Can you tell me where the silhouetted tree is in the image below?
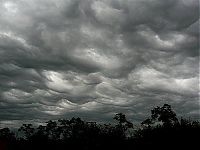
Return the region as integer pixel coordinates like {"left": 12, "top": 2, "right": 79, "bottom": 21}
{"left": 150, "top": 104, "right": 178, "bottom": 127}
{"left": 0, "top": 128, "right": 16, "bottom": 150}
{"left": 57, "top": 119, "right": 71, "bottom": 140}
{"left": 0, "top": 104, "right": 199, "bottom": 150}
{"left": 34, "top": 125, "right": 48, "bottom": 141}
{"left": 114, "top": 113, "right": 133, "bottom": 128}
{"left": 18, "top": 124, "right": 35, "bottom": 140}
{"left": 141, "top": 118, "right": 152, "bottom": 128}
{"left": 0, "top": 128, "right": 15, "bottom": 140}
{"left": 45, "top": 120, "right": 60, "bottom": 140}
{"left": 113, "top": 113, "right": 133, "bottom": 139}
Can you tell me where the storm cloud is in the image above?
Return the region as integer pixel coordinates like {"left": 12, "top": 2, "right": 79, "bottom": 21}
{"left": 0, "top": 0, "right": 199, "bottom": 127}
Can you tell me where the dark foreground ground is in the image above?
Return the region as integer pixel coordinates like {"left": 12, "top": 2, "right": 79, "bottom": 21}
{"left": 1, "top": 104, "right": 200, "bottom": 150}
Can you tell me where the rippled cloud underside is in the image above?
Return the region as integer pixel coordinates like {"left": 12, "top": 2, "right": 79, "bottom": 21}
{"left": 0, "top": 0, "right": 199, "bottom": 127}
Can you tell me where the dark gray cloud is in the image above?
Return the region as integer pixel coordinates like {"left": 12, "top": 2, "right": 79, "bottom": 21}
{"left": 0, "top": 0, "right": 199, "bottom": 127}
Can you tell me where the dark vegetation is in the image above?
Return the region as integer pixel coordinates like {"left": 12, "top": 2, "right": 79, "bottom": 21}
{"left": 0, "top": 104, "right": 199, "bottom": 150}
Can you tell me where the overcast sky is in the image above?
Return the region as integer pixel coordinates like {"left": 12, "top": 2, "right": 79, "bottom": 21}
{"left": 0, "top": 0, "right": 199, "bottom": 127}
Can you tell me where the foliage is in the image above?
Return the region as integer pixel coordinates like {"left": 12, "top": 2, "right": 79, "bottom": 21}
{"left": 0, "top": 104, "right": 199, "bottom": 150}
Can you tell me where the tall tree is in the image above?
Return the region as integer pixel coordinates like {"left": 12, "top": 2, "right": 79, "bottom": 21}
{"left": 151, "top": 104, "right": 178, "bottom": 127}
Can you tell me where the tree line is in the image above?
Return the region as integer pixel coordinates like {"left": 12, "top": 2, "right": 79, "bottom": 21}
{"left": 0, "top": 104, "right": 199, "bottom": 150}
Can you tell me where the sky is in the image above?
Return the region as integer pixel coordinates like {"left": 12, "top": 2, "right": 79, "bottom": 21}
{"left": 0, "top": 0, "right": 199, "bottom": 128}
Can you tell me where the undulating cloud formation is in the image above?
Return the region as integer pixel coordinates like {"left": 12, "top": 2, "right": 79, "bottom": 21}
{"left": 0, "top": 0, "right": 199, "bottom": 127}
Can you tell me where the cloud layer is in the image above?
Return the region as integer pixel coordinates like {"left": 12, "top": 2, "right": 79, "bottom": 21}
{"left": 0, "top": 0, "right": 199, "bottom": 127}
